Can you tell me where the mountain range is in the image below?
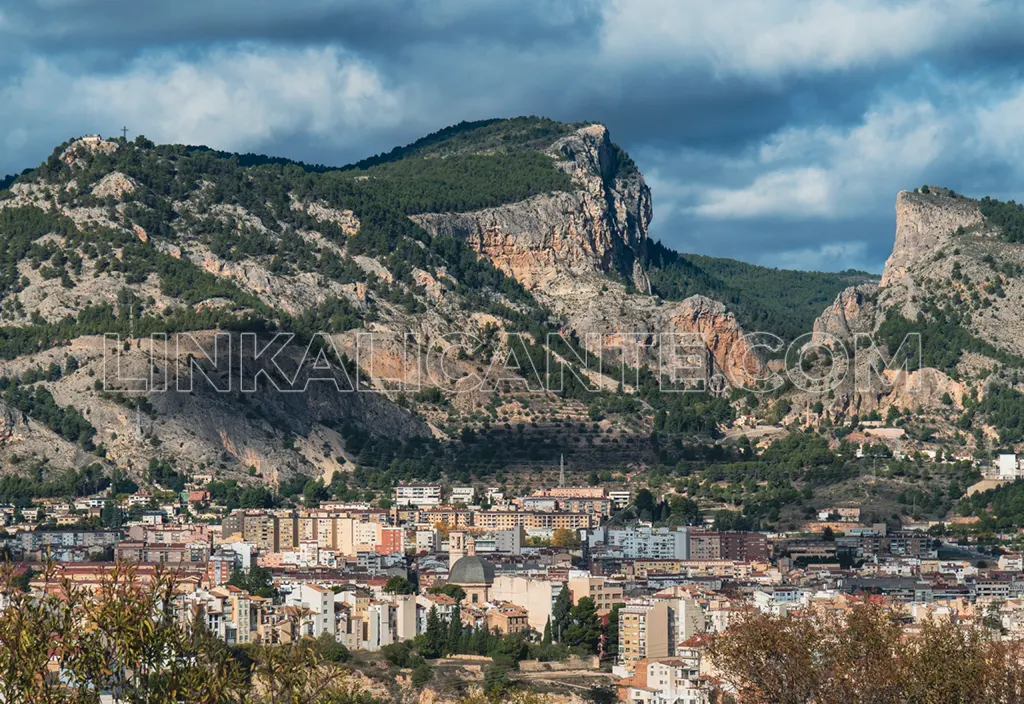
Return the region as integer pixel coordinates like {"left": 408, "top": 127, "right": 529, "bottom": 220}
{"left": 2, "top": 116, "right": 1023, "bottom": 512}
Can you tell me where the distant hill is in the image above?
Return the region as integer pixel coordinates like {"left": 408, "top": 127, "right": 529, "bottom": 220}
{"left": 645, "top": 240, "right": 875, "bottom": 342}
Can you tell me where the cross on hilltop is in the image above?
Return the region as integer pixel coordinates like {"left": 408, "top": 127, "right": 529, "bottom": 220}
{"left": 121, "top": 126, "right": 129, "bottom": 140}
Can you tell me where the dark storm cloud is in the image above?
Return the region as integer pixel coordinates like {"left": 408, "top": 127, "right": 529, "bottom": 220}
{"left": 4, "top": 0, "right": 1024, "bottom": 272}
{"left": 0, "top": 1, "right": 599, "bottom": 55}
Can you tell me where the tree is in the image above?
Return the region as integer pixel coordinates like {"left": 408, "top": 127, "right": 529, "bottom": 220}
{"left": 542, "top": 616, "right": 553, "bottom": 645}
{"left": 552, "top": 584, "right": 573, "bottom": 642}
{"left": 471, "top": 623, "right": 494, "bottom": 656}
{"left": 635, "top": 488, "right": 656, "bottom": 515}
{"left": 316, "top": 633, "right": 351, "bottom": 663}
{"left": 227, "top": 565, "right": 275, "bottom": 599}
{"left": 384, "top": 575, "right": 416, "bottom": 595}
{"left": 563, "top": 597, "right": 602, "bottom": 653}
{"left": 423, "top": 606, "right": 446, "bottom": 659}
{"left": 551, "top": 527, "right": 581, "bottom": 549}
{"left": 412, "top": 662, "right": 433, "bottom": 687}
{"left": 302, "top": 479, "right": 328, "bottom": 508}
{"left": 707, "top": 600, "right": 1024, "bottom": 704}
{"left": 484, "top": 662, "right": 511, "bottom": 696}
{"left": 493, "top": 633, "right": 529, "bottom": 662}
{"left": 604, "top": 604, "right": 621, "bottom": 657}
{"left": 382, "top": 641, "right": 416, "bottom": 668}
{"left": 100, "top": 500, "right": 121, "bottom": 528}
{"left": 428, "top": 582, "right": 466, "bottom": 602}
{"left": 822, "top": 526, "right": 835, "bottom": 542}
{"left": 447, "top": 600, "right": 463, "bottom": 655}
{"left": 0, "top": 560, "right": 249, "bottom": 702}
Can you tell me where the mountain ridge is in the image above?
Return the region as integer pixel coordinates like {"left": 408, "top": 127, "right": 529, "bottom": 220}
{"left": 0, "top": 118, "right": 883, "bottom": 498}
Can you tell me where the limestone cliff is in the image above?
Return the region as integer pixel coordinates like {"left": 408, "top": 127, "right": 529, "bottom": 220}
{"left": 413, "top": 124, "right": 761, "bottom": 385}
{"left": 811, "top": 283, "right": 878, "bottom": 344}
{"left": 0, "top": 122, "right": 773, "bottom": 485}
{"left": 413, "top": 124, "right": 652, "bottom": 293}
{"left": 804, "top": 186, "right": 1024, "bottom": 425}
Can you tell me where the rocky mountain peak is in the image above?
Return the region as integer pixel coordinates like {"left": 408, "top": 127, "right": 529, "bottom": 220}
{"left": 880, "top": 187, "right": 986, "bottom": 289}
{"left": 413, "top": 122, "right": 652, "bottom": 294}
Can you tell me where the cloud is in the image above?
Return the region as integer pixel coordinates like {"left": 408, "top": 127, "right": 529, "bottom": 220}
{"left": 757, "top": 241, "right": 873, "bottom": 272}
{"left": 693, "top": 168, "right": 834, "bottom": 219}
{"left": 599, "top": 0, "right": 1013, "bottom": 79}
{"left": 689, "top": 97, "right": 948, "bottom": 220}
{"left": 0, "top": 45, "right": 402, "bottom": 162}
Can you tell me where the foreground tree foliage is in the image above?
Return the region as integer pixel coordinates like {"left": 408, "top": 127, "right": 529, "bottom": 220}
{"left": 0, "top": 561, "right": 365, "bottom": 703}
{"left": 0, "top": 560, "right": 566, "bottom": 703}
{"left": 708, "top": 600, "right": 1024, "bottom": 704}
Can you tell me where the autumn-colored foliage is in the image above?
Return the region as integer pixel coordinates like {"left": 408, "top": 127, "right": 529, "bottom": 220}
{"left": 708, "top": 600, "right": 1024, "bottom": 704}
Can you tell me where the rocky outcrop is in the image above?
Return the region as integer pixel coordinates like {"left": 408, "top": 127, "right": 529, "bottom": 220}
{"left": 880, "top": 189, "right": 985, "bottom": 289}
{"left": 60, "top": 136, "right": 119, "bottom": 168}
{"left": 667, "top": 295, "right": 764, "bottom": 386}
{"left": 91, "top": 171, "right": 137, "bottom": 200}
{"left": 801, "top": 186, "right": 1024, "bottom": 428}
{"left": 812, "top": 283, "right": 879, "bottom": 343}
{"left": 0, "top": 401, "right": 21, "bottom": 446}
{"left": 413, "top": 124, "right": 652, "bottom": 294}
{"left": 290, "top": 198, "right": 360, "bottom": 236}
{"left": 413, "top": 124, "right": 761, "bottom": 385}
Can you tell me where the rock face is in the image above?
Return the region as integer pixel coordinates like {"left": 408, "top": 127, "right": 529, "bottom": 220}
{"left": 414, "top": 124, "right": 653, "bottom": 294}
{"left": 60, "top": 135, "right": 119, "bottom": 168}
{"left": 811, "top": 283, "right": 879, "bottom": 344}
{"left": 804, "top": 186, "right": 1024, "bottom": 424}
{"left": 880, "top": 189, "right": 985, "bottom": 289}
{"left": 414, "top": 124, "right": 761, "bottom": 385}
{"left": 0, "top": 401, "right": 21, "bottom": 446}
{"left": 813, "top": 188, "right": 990, "bottom": 343}
{"left": 91, "top": 172, "right": 137, "bottom": 200}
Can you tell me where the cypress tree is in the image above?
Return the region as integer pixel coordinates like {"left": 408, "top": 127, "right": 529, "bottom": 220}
{"left": 424, "top": 606, "right": 445, "bottom": 658}
{"left": 446, "top": 600, "right": 462, "bottom": 655}
{"left": 552, "top": 584, "right": 572, "bottom": 642}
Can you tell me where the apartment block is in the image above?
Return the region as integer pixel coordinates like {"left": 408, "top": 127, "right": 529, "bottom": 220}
{"left": 393, "top": 484, "right": 442, "bottom": 507}
{"left": 567, "top": 575, "right": 625, "bottom": 613}
{"left": 618, "top": 600, "right": 674, "bottom": 673}
{"left": 491, "top": 575, "right": 564, "bottom": 632}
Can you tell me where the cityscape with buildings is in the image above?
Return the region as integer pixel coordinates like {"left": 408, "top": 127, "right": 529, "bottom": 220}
{"left": 5, "top": 450, "right": 1024, "bottom": 702}
{"left": 4, "top": 5, "right": 1024, "bottom": 696}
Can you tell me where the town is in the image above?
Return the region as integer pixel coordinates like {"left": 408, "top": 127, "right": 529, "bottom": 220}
{"left": 4, "top": 449, "right": 1024, "bottom": 703}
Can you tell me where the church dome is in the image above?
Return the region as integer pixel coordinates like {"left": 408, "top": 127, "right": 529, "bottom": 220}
{"left": 448, "top": 555, "right": 495, "bottom": 586}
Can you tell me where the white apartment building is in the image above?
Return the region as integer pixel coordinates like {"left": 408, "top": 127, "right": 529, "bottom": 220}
{"left": 626, "top": 658, "right": 710, "bottom": 704}
{"left": 491, "top": 575, "right": 565, "bottom": 632}
{"left": 286, "top": 584, "right": 335, "bottom": 637}
{"left": 595, "top": 525, "right": 691, "bottom": 560}
{"left": 450, "top": 487, "right": 477, "bottom": 505}
{"left": 999, "top": 454, "right": 1022, "bottom": 479}
{"left": 393, "top": 484, "right": 443, "bottom": 507}
{"left": 609, "top": 490, "right": 631, "bottom": 510}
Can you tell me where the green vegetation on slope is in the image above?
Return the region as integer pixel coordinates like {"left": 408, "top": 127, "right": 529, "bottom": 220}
{"left": 345, "top": 116, "right": 582, "bottom": 168}
{"left": 976, "top": 383, "right": 1024, "bottom": 444}
{"left": 979, "top": 195, "right": 1024, "bottom": 243}
{"left": 959, "top": 478, "right": 1024, "bottom": 529}
{"left": 874, "top": 306, "right": 1024, "bottom": 376}
{"left": 342, "top": 151, "right": 574, "bottom": 214}
{"left": 645, "top": 240, "right": 873, "bottom": 341}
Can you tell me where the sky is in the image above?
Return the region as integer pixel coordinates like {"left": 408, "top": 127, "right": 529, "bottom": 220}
{"left": 2, "top": 1, "right": 1024, "bottom": 273}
